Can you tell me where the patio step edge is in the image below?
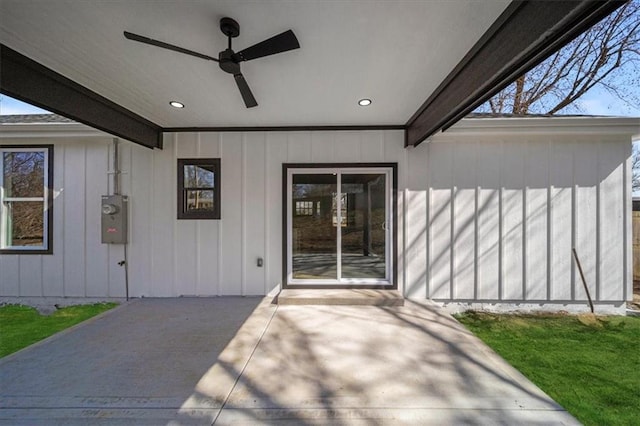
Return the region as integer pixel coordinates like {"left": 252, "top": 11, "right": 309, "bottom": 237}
{"left": 275, "top": 289, "right": 404, "bottom": 306}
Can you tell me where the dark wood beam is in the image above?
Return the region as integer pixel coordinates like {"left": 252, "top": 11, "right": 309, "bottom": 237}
{"left": 405, "top": 0, "right": 627, "bottom": 147}
{"left": 1, "top": 44, "right": 162, "bottom": 149}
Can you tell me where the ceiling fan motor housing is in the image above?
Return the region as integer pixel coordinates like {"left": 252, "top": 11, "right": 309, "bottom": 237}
{"left": 219, "top": 49, "right": 241, "bottom": 74}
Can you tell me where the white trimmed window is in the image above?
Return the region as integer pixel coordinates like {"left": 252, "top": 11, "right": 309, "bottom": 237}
{"left": 0, "top": 146, "right": 53, "bottom": 253}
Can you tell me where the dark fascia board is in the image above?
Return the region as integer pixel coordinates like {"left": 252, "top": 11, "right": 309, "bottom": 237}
{"left": 405, "top": 0, "right": 628, "bottom": 147}
{"left": 163, "top": 125, "right": 405, "bottom": 132}
{"left": 1, "top": 45, "right": 162, "bottom": 149}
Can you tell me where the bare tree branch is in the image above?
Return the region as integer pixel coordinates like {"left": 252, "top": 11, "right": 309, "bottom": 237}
{"left": 475, "top": 1, "right": 640, "bottom": 115}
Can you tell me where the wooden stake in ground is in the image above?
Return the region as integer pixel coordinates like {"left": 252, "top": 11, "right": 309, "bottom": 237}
{"left": 572, "top": 248, "right": 594, "bottom": 313}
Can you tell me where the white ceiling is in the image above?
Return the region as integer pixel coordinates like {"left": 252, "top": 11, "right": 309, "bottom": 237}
{"left": 0, "top": 0, "right": 511, "bottom": 128}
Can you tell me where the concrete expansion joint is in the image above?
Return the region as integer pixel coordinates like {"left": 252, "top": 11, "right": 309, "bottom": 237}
{"left": 212, "top": 304, "right": 279, "bottom": 424}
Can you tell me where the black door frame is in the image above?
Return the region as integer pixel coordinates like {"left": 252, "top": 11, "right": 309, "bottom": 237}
{"left": 282, "top": 162, "right": 398, "bottom": 289}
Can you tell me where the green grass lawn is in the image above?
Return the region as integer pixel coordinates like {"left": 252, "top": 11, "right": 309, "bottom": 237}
{"left": 0, "top": 303, "right": 117, "bottom": 358}
{"left": 455, "top": 312, "right": 640, "bottom": 426}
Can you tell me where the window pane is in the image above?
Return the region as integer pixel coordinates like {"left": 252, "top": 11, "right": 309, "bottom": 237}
{"left": 3, "top": 152, "right": 45, "bottom": 197}
{"left": 2, "top": 201, "right": 44, "bottom": 247}
{"left": 185, "top": 190, "right": 214, "bottom": 212}
{"left": 292, "top": 174, "right": 337, "bottom": 279}
{"left": 295, "top": 201, "right": 314, "bottom": 216}
{"left": 183, "top": 165, "right": 215, "bottom": 188}
{"left": 341, "top": 174, "right": 386, "bottom": 279}
{"left": 178, "top": 159, "right": 220, "bottom": 220}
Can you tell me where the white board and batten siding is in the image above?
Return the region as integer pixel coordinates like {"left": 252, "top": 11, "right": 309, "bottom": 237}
{"left": 413, "top": 118, "right": 637, "bottom": 311}
{"left": 0, "top": 128, "right": 407, "bottom": 299}
{"left": 0, "top": 130, "right": 130, "bottom": 299}
{"left": 1, "top": 117, "right": 637, "bottom": 311}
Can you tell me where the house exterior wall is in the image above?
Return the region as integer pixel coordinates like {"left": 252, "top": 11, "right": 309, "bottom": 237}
{"left": 1, "top": 118, "right": 636, "bottom": 311}
{"left": 409, "top": 125, "right": 633, "bottom": 311}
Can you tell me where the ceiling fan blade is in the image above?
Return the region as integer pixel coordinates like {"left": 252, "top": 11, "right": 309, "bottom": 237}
{"left": 234, "top": 73, "right": 258, "bottom": 108}
{"left": 236, "top": 29, "right": 299, "bottom": 62}
{"left": 124, "top": 31, "right": 218, "bottom": 62}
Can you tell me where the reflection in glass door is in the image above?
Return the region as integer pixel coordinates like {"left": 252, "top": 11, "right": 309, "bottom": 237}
{"left": 340, "top": 173, "right": 387, "bottom": 279}
{"left": 287, "top": 167, "right": 392, "bottom": 286}
{"left": 291, "top": 173, "right": 337, "bottom": 279}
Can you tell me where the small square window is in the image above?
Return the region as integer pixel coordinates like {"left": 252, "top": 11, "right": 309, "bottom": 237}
{"left": 177, "top": 159, "right": 220, "bottom": 219}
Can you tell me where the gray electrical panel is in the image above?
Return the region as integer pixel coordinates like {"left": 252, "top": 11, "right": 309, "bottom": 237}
{"left": 101, "top": 195, "right": 128, "bottom": 244}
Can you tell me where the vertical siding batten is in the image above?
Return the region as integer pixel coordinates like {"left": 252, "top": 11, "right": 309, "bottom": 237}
{"left": 241, "top": 133, "right": 246, "bottom": 296}
{"left": 550, "top": 141, "right": 574, "bottom": 301}
{"left": 449, "top": 145, "right": 455, "bottom": 300}
{"left": 599, "top": 138, "right": 625, "bottom": 301}
{"left": 570, "top": 140, "right": 577, "bottom": 301}
{"left": 405, "top": 145, "right": 428, "bottom": 299}
{"left": 623, "top": 140, "right": 632, "bottom": 302}
{"left": 129, "top": 143, "right": 152, "bottom": 297}
{"left": 19, "top": 255, "right": 42, "bottom": 297}
{"left": 43, "top": 142, "right": 65, "bottom": 296}
{"left": 82, "top": 144, "right": 88, "bottom": 297}
{"left": 172, "top": 133, "right": 180, "bottom": 295}
{"left": 220, "top": 133, "right": 243, "bottom": 295}
{"left": 244, "top": 132, "right": 267, "bottom": 295}
{"left": 423, "top": 143, "right": 429, "bottom": 299}
{"left": 546, "top": 139, "right": 552, "bottom": 301}
{"left": 498, "top": 139, "right": 505, "bottom": 300}
{"left": 266, "top": 132, "right": 287, "bottom": 294}
{"left": 596, "top": 140, "right": 602, "bottom": 301}
{"left": 175, "top": 133, "right": 199, "bottom": 296}
{"left": 452, "top": 141, "right": 476, "bottom": 299}
{"left": 477, "top": 139, "right": 501, "bottom": 300}
{"left": 264, "top": 134, "right": 270, "bottom": 295}
{"left": 63, "top": 142, "right": 86, "bottom": 297}
{"left": 197, "top": 131, "right": 221, "bottom": 296}
{"left": 85, "top": 142, "right": 108, "bottom": 297}
{"left": 428, "top": 142, "right": 453, "bottom": 299}
{"left": 474, "top": 141, "right": 480, "bottom": 301}
{"left": 195, "top": 132, "right": 201, "bottom": 295}
{"left": 501, "top": 138, "right": 521, "bottom": 300}
{"left": 574, "top": 139, "right": 598, "bottom": 301}
{"left": 217, "top": 132, "right": 223, "bottom": 296}
{"left": 0, "top": 256, "right": 20, "bottom": 296}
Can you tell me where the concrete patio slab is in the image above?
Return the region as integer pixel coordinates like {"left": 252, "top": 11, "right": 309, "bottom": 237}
{"left": 0, "top": 297, "right": 579, "bottom": 425}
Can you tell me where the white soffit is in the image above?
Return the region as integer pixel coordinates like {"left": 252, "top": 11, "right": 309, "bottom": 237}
{"left": 0, "top": 0, "right": 510, "bottom": 128}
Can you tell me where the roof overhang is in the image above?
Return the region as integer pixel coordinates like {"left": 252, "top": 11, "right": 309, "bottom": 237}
{"left": 0, "top": 1, "right": 628, "bottom": 150}
{"left": 1, "top": 45, "right": 163, "bottom": 148}
{"left": 405, "top": 0, "right": 628, "bottom": 147}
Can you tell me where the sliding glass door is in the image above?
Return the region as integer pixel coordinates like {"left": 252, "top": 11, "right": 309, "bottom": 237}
{"left": 286, "top": 166, "right": 393, "bottom": 286}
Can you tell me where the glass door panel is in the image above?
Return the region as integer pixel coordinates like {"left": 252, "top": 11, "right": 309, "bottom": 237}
{"left": 291, "top": 173, "right": 337, "bottom": 279}
{"left": 341, "top": 173, "right": 387, "bottom": 279}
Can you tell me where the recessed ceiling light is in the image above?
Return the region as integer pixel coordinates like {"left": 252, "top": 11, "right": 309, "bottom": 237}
{"left": 169, "top": 101, "right": 185, "bottom": 108}
{"left": 358, "top": 98, "right": 372, "bottom": 106}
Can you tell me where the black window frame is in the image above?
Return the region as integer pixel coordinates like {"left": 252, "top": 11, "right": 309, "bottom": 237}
{"left": 177, "top": 158, "right": 221, "bottom": 220}
{"left": 0, "top": 144, "right": 54, "bottom": 255}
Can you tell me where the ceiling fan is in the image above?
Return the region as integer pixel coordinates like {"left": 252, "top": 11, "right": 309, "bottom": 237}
{"left": 124, "top": 18, "right": 300, "bottom": 108}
